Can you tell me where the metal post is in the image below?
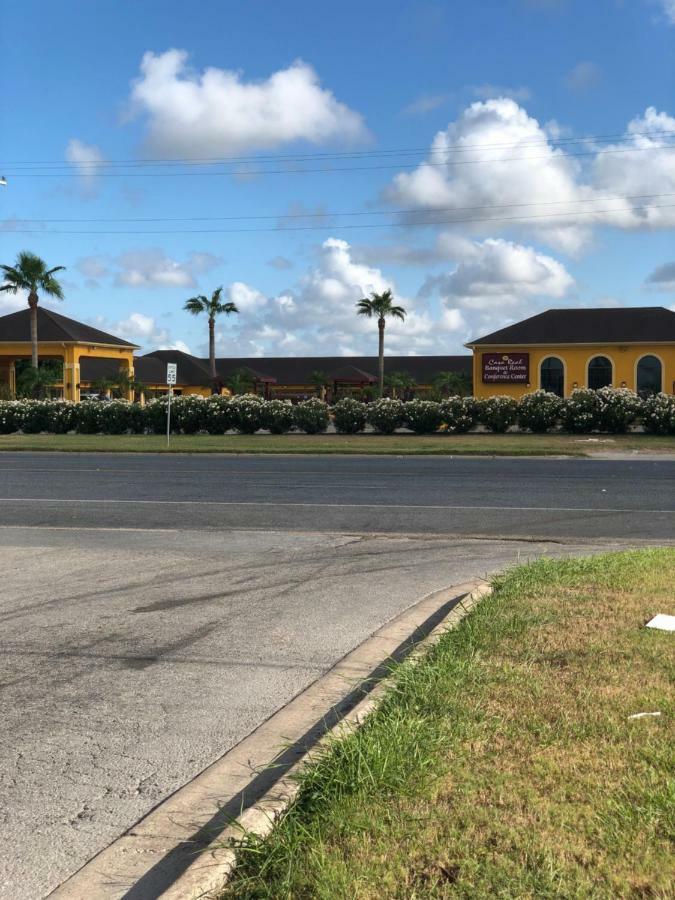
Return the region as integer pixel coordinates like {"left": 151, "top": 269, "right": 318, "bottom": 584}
{"left": 166, "top": 387, "right": 172, "bottom": 447}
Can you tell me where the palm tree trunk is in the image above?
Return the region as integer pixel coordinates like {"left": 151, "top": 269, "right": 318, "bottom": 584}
{"left": 208, "top": 317, "right": 216, "bottom": 385}
{"left": 29, "top": 292, "right": 39, "bottom": 369}
{"left": 378, "top": 317, "right": 385, "bottom": 398}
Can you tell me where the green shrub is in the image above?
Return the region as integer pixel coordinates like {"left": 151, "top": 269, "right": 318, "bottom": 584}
{"left": 561, "top": 389, "right": 602, "bottom": 434}
{"left": 262, "top": 399, "right": 295, "bottom": 434}
{"left": 403, "top": 400, "right": 442, "bottom": 434}
{"left": 204, "top": 395, "right": 233, "bottom": 434}
{"left": 99, "top": 400, "right": 135, "bottom": 435}
{"left": 143, "top": 397, "right": 170, "bottom": 434}
{"left": 438, "top": 396, "right": 477, "bottom": 434}
{"left": 477, "top": 396, "right": 518, "bottom": 433}
{"left": 230, "top": 394, "right": 266, "bottom": 433}
{"left": 20, "top": 400, "right": 54, "bottom": 434}
{"left": 332, "top": 398, "right": 367, "bottom": 434}
{"left": 75, "top": 399, "right": 106, "bottom": 434}
{"left": 293, "top": 399, "right": 329, "bottom": 434}
{"left": 517, "top": 391, "right": 563, "bottom": 433}
{"left": 642, "top": 393, "right": 675, "bottom": 435}
{"left": 45, "top": 400, "right": 77, "bottom": 434}
{"left": 172, "top": 395, "right": 207, "bottom": 434}
{"left": 367, "top": 398, "right": 404, "bottom": 434}
{"left": 596, "top": 386, "right": 642, "bottom": 433}
{"left": 0, "top": 401, "right": 23, "bottom": 434}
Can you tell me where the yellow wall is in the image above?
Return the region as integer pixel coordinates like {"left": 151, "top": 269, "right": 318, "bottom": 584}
{"left": 0, "top": 341, "right": 136, "bottom": 401}
{"left": 471, "top": 344, "right": 675, "bottom": 399}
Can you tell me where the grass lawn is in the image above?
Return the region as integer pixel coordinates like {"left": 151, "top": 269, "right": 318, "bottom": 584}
{"left": 1, "top": 432, "right": 675, "bottom": 455}
{"left": 222, "top": 550, "right": 675, "bottom": 899}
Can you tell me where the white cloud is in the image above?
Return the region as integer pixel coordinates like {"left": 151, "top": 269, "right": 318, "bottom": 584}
{"left": 564, "top": 61, "right": 601, "bottom": 92}
{"left": 386, "top": 98, "right": 592, "bottom": 254}
{"left": 202, "top": 235, "right": 574, "bottom": 357}
{"left": 65, "top": 139, "right": 105, "bottom": 196}
{"left": 113, "top": 312, "right": 191, "bottom": 353}
{"left": 128, "top": 50, "right": 367, "bottom": 156}
{"left": 385, "top": 98, "right": 675, "bottom": 254}
{"left": 105, "top": 248, "right": 221, "bottom": 288}
{"left": 422, "top": 237, "right": 574, "bottom": 310}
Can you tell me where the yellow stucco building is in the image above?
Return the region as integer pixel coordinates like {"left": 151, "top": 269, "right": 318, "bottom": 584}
{"left": 0, "top": 307, "right": 138, "bottom": 401}
{"left": 466, "top": 307, "right": 675, "bottom": 399}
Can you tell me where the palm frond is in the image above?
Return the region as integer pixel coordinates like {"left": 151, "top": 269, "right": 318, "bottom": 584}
{"left": 183, "top": 295, "right": 208, "bottom": 315}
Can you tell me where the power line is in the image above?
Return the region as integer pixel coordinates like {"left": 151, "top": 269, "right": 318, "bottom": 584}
{"left": 4, "top": 143, "right": 675, "bottom": 178}
{"left": 7, "top": 191, "right": 675, "bottom": 224}
{"left": 7, "top": 202, "right": 675, "bottom": 235}
{"left": 4, "top": 128, "right": 675, "bottom": 168}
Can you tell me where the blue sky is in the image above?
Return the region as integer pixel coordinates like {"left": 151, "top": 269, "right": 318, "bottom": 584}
{"left": 3, "top": 0, "right": 675, "bottom": 358}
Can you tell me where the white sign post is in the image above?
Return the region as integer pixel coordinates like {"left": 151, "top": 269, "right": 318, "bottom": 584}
{"left": 166, "top": 363, "right": 177, "bottom": 447}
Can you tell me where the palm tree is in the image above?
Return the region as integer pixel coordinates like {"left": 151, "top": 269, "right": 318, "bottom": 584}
{"left": 0, "top": 251, "right": 65, "bottom": 369}
{"left": 310, "top": 370, "right": 328, "bottom": 400}
{"left": 356, "top": 289, "right": 406, "bottom": 397}
{"left": 225, "top": 368, "right": 255, "bottom": 395}
{"left": 385, "top": 370, "right": 416, "bottom": 399}
{"left": 183, "top": 287, "right": 238, "bottom": 389}
{"left": 432, "top": 370, "right": 473, "bottom": 398}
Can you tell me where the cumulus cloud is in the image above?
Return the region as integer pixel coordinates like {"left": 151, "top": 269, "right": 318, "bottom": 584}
{"left": 127, "top": 50, "right": 367, "bottom": 156}
{"left": 199, "top": 235, "right": 574, "bottom": 357}
{"left": 65, "top": 139, "right": 105, "bottom": 196}
{"left": 113, "top": 312, "right": 191, "bottom": 353}
{"left": 421, "top": 237, "right": 574, "bottom": 310}
{"left": 385, "top": 98, "right": 675, "bottom": 254}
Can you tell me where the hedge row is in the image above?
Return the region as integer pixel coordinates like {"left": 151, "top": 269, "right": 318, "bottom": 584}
{"left": 0, "top": 389, "right": 674, "bottom": 436}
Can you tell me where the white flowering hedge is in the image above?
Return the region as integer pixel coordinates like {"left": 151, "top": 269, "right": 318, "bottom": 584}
{"left": 0, "top": 389, "right": 674, "bottom": 435}
{"left": 477, "top": 396, "right": 519, "bottom": 433}
{"left": 367, "top": 398, "right": 405, "bottom": 434}
{"left": 333, "top": 398, "right": 367, "bottom": 434}
{"left": 517, "top": 390, "right": 563, "bottom": 433}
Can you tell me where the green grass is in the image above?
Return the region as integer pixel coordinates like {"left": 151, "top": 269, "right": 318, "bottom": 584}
{"left": 1, "top": 432, "right": 675, "bottom": 455}
{"left": 221, "top": 550, "right": 675, "bottom": 899}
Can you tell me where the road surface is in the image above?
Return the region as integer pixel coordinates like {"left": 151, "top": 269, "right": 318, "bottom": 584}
{"left": 0, "top": 452, "right": 672, "bottom": 897}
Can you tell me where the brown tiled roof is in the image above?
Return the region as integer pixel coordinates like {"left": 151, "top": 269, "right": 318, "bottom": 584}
{"left": 0, "top": 307, "right": 138, "bottom": 347}
{"left": 214, "top": 355, "right": 472, "bottom": 384}
{"left": 136, "top": 351, "right": 472, "bottom": 386}
{"left": 467, "top": 307, "right": 675, "bottom": 346}
{"left": 327, "top": 365, "right": 377, "bottom": 383}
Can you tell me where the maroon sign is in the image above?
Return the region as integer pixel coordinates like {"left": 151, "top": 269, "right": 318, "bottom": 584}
{"left": 482, "top": 352, "right": 530, "bottom": 384}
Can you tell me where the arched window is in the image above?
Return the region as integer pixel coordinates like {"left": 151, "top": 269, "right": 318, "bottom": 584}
{"left": 540, "top": 357, "right": 564, "bottom": 397}
{"left": 588, "top": 356, "right": 612, "bottom": 390}
{"left": 636, "top": 355, "right": 662, "bottom": 396}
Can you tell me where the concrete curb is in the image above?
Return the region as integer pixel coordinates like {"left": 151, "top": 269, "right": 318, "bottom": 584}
{"left": 49, "top": 579, "right": 491, "bottom": 900}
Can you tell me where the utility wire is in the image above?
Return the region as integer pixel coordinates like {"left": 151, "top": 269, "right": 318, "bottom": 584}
{"left": 7, "top": 191, "right": 675, "bottom": 224}
{"left": 4, "top": 143, "right": 675, "bottom": 178}
{"left": 7, "top": 202, "right": 675, "bottom": 235}
{"left": 4, "top": 128, "right": 675, "bottom": 168}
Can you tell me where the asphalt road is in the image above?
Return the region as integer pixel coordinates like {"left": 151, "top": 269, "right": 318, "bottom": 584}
{"left": 0, "top": 452, "right": 673, "bottom": 539}
{"left": 0, "top": 452, "right": 673, "bottom": 898}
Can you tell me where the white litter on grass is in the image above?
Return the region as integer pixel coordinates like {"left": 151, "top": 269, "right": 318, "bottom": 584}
{"left": 627, "top": 711, "right": 662, "bottom": 720}
{"left": 645, "top": 614, "right": 675, "bottom": 632}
